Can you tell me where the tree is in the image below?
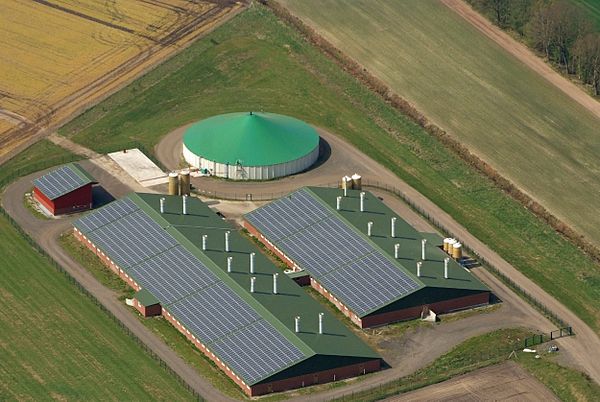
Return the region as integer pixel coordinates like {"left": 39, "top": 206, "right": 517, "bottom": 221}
{"left": 573, "top": 33, "right": 600, "bottom": 95}
{"left": 548, "top": 1, "right": 591, "bottom": 73}
{"left": 526, "top": 1, "right": 555, "bottom": 60}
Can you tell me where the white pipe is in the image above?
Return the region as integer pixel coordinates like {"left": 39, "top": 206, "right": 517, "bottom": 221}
{"left": 417, "top": 261, "right": 422, "bottom": 277}
{"left": 391, "top": 217, "right": 396, "bottom": 238}
{"left": 273, "top": 273, "right": 278, "bottom": 294}
{"left": 394, "top": 243, "right": 400, "bottom": 259}
{"left": 225, "top": 231, "right": 230, "bottom": 252}
{"left": 444, "top": 257, "right": 449, "bottom": 279}
{"left": 421, "top": 239, "right": 427, "bottom": 261}
{"left": 360, "top": 192, "right": 365, "bottom": 212}
{"left": 295, "top": 316, "right": 300, "bottom": 333}
{"left": 343, "top": 187, "right": 347, "bottom": 197}
{"left": 336, "top": 196, "right": 341, "bottom": 210}
{"left": 250, "top": 276, "right": 256, "bottom": 293}
{"left": 250, "top": 252, "right": 255, "bottom": 274}
{"left": 160, "top": 197, "right": 165, "bottom": 214}
{"left": 227, "top": 256, "right": 233, "bottom": 273}
{"left": 182, "top": 195, "right": 188, "bottom": 215}
{"left": 367, "top": 221, "right": 373, "bottom": 236}
{"left": 318, "top": 312, "right": 324, "bottom": 334}
{"left": 202, "top": 234, "right": 207, "bottom": 251}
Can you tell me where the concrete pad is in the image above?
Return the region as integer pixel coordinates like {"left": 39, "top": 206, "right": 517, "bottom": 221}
{"left": 108, "top": 148, "right": 168, "bottom": 187}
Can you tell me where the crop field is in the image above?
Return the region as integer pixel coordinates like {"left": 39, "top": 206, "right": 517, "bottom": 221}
{"left": 279, "top": 0, "right": 600, "bottom": 248}
{"left": 58, "top": 2, "right": 600, "bottom": 335}
{"left": 572, "top": 0, "right": 600, "bottom": 29}
{"left": 0, "top": 0, "right": 241, "bottom": 161}
{"left": 0, "top": 216, "right": 193, "bottom": 399}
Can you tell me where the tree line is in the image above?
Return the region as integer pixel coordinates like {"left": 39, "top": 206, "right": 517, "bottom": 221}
{"left": 468, "top": 0, "right": 600, "bottom": 95}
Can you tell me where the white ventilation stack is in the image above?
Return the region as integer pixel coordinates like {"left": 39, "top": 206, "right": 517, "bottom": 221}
{"left": 250, "top": 276, "right": 256, "bottom": 293}
{"left": 250, "top": 252, "right": 255, "bottom": 274}
{"left": 294, "top": 316, "right": 300, "bottom": 333}
{"left": 343, "top": 187, "right": 347, "bottom": 197}
{"left": 367, "top": 221, "right": 373, "bottom": 237}
{"left": 202, "top": 234, "right": 207, "bottom": 251}
{"left": 225, "top": 231, "right": 230, "bottom": 252}
{"left": 444, "top": 257, "right": 449, "bottom": 279}
{"left": 273, "top": 273, "right": 278, "bottom": 294}
{"left": 417, "top": 261, "right": 422, "bottom": 277}
{"left": 160, "top": 197, "right": 166, "bottom": 214}
{"left": 360, "top": 192, "right": 366, "bottom": 212}
{"left": 394, "top": 243, "right": 400, "bottom": 259}
{"left": 318, "top": 312, "right": 324, "bottom": 334}
{"left": 227, "top": 256, "right": 233, "bottom": 273}
{"left": 336, "top": 196, "right": 342, "bottom": 210}
{"left": 391, "top": 217, "right": 397, "bottom": 238}
{"left": 182, "top": 195, "right": 188, "bottom": 215}
{"left": 421, "top": 239, "right": 427, "bottom": 261}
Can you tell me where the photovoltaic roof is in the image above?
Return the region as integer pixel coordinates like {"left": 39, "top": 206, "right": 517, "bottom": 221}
{"left": 34, "top": 163, "right": 94, "bottom": 200}
{"left": 245, "top": 188, "right": 424, "bottom": 317}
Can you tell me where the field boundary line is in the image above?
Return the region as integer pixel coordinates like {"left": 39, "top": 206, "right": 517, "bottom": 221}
{"left": 264, "top": 0, "right": 600, "bottom": 266}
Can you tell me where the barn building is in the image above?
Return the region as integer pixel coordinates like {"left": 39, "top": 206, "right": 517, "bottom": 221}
{"left": 33, "top": 163, "right": 95, "bottom": 216}
{"left": 244, "top": 187, "right": 490, "bottom": 328}
{"left": 73, "top": 193, "right": 380, "bottom": 396}
{"left": 182, "top": 112, "right": 320, "bottom": 180}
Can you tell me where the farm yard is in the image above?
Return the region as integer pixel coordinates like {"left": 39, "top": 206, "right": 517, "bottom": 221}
{"left": 278, "top": 0, "right": 600, "bottom": 249}
{"left": 0, "top": 0, "right": 241, "bottom": 162}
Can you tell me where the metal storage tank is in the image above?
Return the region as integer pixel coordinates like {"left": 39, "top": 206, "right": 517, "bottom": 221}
{"left": 452, "top": 242, "right": 462, "bottom": 260}
{"left": 351, "top": 173, "right": 362, "bottom": 190}
{"left": 447, "top": 238, "right": 457, "bottom": 255}
{"left": 182, "top": 112, "right": 320, "bottom": 180}
{"left": 168, "top": 172, "right": 179, "bottom": 195}
{"left": 179, "top": 170, "right": 190, "bottom": 196}
{"left": 443, "top": 238, "right": 450, "bottom": 252}
{"left": 341, "top": 176, "right": 353, "bottom": 190}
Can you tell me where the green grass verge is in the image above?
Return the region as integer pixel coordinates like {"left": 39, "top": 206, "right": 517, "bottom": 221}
{"left": 58, "top": 4, "right": 600, "bottom": 332}
{"left": 0, "top": 218, "right": 194, "bottom": 400}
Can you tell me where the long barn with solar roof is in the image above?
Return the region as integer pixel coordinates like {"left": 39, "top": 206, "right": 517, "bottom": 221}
{"left": 244, "top": 187, "right": 490, "bottom": 328}
{"left": 72, "top": 193, "right": 380, "bottom": 396}
{"left": 33, "top": 163, "right": 95, "bottom": 216}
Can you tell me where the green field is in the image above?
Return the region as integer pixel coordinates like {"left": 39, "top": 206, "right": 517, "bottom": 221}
{"left": 57, "top": 4, "right": 600, "bottom": 334}
{"left": 0, "top": 145, "right": 193, "bottom": 400}
{"left": 572, "top": 0, "right": 600, "bottom": 29}
{"left": 279, "top": 0, "right": 600, "bottom": 248}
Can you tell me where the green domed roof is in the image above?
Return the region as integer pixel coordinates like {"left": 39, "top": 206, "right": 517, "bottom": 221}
{"left": 183, "top": 112, "right": 320, "bottom": 167}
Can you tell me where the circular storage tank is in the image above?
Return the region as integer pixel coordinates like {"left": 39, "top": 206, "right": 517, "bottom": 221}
{"left": 452, "top": 242, "right": 462, "bottom": 260}
{"left": 182, "top": 112, "right": 320, "bottom": 180}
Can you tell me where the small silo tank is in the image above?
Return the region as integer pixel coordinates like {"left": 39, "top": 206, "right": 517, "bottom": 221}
{"left": 443, "top": 238, "right": 450, "bottom": 252}
{"left": 447, "top": 238, "right": 456, "bottom": 255}
{"left": 341, "top": 176, "right": 353, "bottom": 190}
{"left": 452, "top": 242, "right": 462, "bottom": 260}
{"left": 179, "top": 170, "right": 190, "bottom": 196}
{"left": 168, "top": 172, "right": 179, "bottom": 195}
{"left": 351, "top": 173, "right": 362, "bottom": 190}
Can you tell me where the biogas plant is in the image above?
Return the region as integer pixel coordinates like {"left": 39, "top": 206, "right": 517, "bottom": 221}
{"left": 182, "top": 112, "right": 320, "bottom": 180}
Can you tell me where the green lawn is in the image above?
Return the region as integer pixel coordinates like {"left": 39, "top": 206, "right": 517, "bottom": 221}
{"left": 0, "top": 218, "right": 194, "bottom": 400}
{"left": 572, "top": 0, "right": 600, "bottom": 30}
{"left": 57, "top": 4, "right": 600, "bottom": 333}
{"left": 279, "top": 0, "right": 600, "bottom": 249}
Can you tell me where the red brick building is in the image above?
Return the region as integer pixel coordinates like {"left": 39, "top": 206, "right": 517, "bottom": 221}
{"left": 33, "top": 163, "right": 95, "bottom": 216}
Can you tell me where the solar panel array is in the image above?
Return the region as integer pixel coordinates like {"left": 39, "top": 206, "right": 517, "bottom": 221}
{"left": 34, "top": 165, "right": 91, "bottom": 200}
{"left": 246, "top": 188, "right": 423, "bottom": 316}
{"left": 211, "top": 319, "right": 305, "bottom": 385}
{"left": 74, "top": 196, "right": 308, "bottom": 385}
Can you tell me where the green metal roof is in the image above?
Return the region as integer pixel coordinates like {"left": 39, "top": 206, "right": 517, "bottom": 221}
{"left": 305, "top": 187, "right": 489, "bottom": 293}
{"left": 182, "top": 112, "right": 320, "bottom": 167}
{"left": 134, "top": 288, "right": 159, "bottom": 307}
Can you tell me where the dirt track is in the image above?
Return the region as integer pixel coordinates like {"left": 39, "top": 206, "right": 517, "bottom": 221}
{"left": 442, "top": 0, "right": 600, "bottom": 120}
{"left": 387, "top": 361, "right": 559, "bottom": 402}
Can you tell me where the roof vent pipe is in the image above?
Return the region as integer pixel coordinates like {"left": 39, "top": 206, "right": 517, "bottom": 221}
{"left": 250, "top": 276, "right": 256, "bottom": 293}
{"left": 160, "top": 197, "right": 166, "bottom": 214}
{"left": 202, "top": 234, "right": 207, "bottom": 251}
{"left": 343, "top": 187, "right": 347, "bottom": 197}
{"left": 250, "top": 252, "right": 255, "bottom": 274}
{"left": 367, "top": 221, "right": 373, "bottom": 237}
{"left": 227, "top": 256, "right": 233, "bottom": 273}
{"left": 225, "top": 231, "right": 230, "bottom": 252}
{"left": 421, "top": 239, "right": 427, "bottom": 261}
{"left": 360, "top": 192, "right": 366, "bottom": 212}
{"left": 391, "top": 217, "right": 397, "bottom": 238}
{"left": 417, "top": 261, "right": 422, "bottom": 277}
{"left": 295, "top": 316, "right": 300, "bottom": 333}
{"left": 336, "top": 196, "right": 342, "bottom": 211}
{"left": 394, "top": 243, "right": 400, "bottom": 259}
{"left": 273, "top": 273, "right": 278, "bottom": 294}
{"left": 182, "top": 195, "right": 188, "bottom": 215}
{"left": 318, "top": 312, "right": 324, "bottom": 334}
{"left": 444, "top": 257, "right": 449, "bottom": 279}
